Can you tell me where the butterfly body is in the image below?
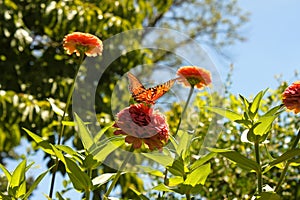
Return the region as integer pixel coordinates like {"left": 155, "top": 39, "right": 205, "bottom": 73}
{"left": 127, "top": 72, "right": 177, "bottom": 105}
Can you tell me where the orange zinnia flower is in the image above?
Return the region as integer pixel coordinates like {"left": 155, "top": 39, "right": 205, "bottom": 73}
{"left": 282, "top": 81, "right": 300, "bottom": 114}
{"left": 113, "top": 103, "right": 169, "bottom": 151}
{"left": 176, "top": 66, "right": 212, "bottom": 89}
{"left": 63, "top": 32, "right": 103, "bottom": 57}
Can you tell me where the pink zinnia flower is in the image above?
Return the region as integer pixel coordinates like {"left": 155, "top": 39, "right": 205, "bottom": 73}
{"left": 282, "top": 81, "right": 300, "bottom": 114}
{"left": 63, "top": 32, "right": 103, "bottom": 57}
{"left": 177, "top": 66, "right": 212, "bottom": 89}
{"left": 113, "top": 104, "right": 169, "bottom": 150}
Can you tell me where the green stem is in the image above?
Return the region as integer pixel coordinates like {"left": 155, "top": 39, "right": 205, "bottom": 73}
{"left": 173, "top": 85, "right": 194, "bottom": 137}
{"left": 103, "top": 145, "right": 134, "bottom": 199}
{"left": 85, "top": 169, "right": 93, "bottom": 199}
{"left": 49, "top": 54, "right": 84, "bottom": 198}
{"left": 186, "top": 193, "right": 191, "bottom": 200}
{"left": 275, "top": 128, "right": 300, "bottom": 192}
{"left": 254, "top": 141, "right": 262, "bottom": 194}
{"left": 85, "top": 188, "right": 90, "bottom": 200}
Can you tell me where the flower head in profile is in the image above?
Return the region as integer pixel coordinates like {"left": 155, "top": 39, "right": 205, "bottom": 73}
{"left": 63, "top": 32, "right": 103, "bottom": 57}
{"left": 176, "top": 66, "right": 212, "bottom": 89}
{"left": 282, "top": 81, "right": 300, "bottom": 114}
{"left": 113, "top": 103, "right": 169, "bottom": 151}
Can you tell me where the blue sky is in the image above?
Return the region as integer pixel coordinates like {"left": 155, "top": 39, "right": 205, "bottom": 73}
{"left": 4, "top": 1, "right": 300, "bottom": 199}
{"left": 225, "top": 0, "right": 300, "bottom": 96}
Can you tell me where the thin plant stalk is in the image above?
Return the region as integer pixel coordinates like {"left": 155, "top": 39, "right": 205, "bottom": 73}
{"left": 275, "top": 128, "right": 300, "bottom": 192}
{"left": 254, "top": 141, "right": 262, "bottom": 194}
{"left": 174, "top": 85, "right": 195, "bottom": 137}
{"left": 49, "top": 54, "right": 84, "bottom": 198}
{"left": 186, "top": 193, "right": 191, "bottom": 200}
{"left": 103, "top": 145, "right": 134, "bottom": 199}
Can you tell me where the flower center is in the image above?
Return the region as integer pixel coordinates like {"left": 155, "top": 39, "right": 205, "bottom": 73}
{"left": 186, "top": 77, "right": 203, "bottom": 86}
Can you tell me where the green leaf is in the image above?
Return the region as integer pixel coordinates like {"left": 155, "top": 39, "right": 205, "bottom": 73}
{"left": 253, "top": 115, "right": 278, "bottom": 136}
{"left": 0, "top": 163, "right": 12, "bottom": 183}
{"left": 83, "top": 154, "right": 100, "bottom": 170}
{"left": 239, "top": 94, "right": 250, "bottom": 110}
{"left": 168, "top": 176, "right": 184, "bottom": 186}
{"left": 190, "top": 153, "right": 216, "bottom": 171}
{"left": 23, "top": 128, "right": 44, "bottom": 143}
{"left": 92, "top": 173, "right": 117, "bottom": 187}
{"left": 152, "top": 183, "right": 175, "bottom": 192}
{"left": 269, "top": 149, "right": 300, "bottom": 167}
{"left": 129, "top": 187, "right": 149, "bottom": 200}
{"left": 65, "top": 157, "right": 92, "bottom": 191}
{"left": 167, "top": 156, "right": 187, "bottom": 176}
{"left": 184, "top": 163, "right": 211, "bottom": 186}
{"left": 62, "top": 120, "right": 91, "bottom": 126}
{"left": 56, "top": 145, "right": 80, "bottom": 158}
{"left": 176, "top": 130, "right": 193, "bottom": 158}
{"left": 208, "top": 148, "right": 260, "bottom": 172}
{"left": 74, "top": 113, "right": 94, "bottom": 151}
{"left": 263, "top": 104, "right": 284, "bottom": 117}
{"left": 136, "top": 165, "right": 164, "bottom": 177}
{"left": 10, "top": 159, "right": 26, "bottom": 198}
{"left": 142, "top": 150, "right": 174, "bottom": 167}
{"left": 205, "top": 106, "right": 241, "bottom": 121}
{"left": 93, "top": 122, "right": 114, "bottom": 143}
{"left": 23, "top": 128, "right": 55, "bottom": 155}
{"left": 250, "top": 89, "right": 267, "bottom": 115}
{"left": 23, "top": 167, "right": 52, "bottom": 199}
{"left": 92, "top": 137, "right": 125, "bottom": 162}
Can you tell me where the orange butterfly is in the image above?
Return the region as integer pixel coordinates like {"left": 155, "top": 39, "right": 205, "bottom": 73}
{"left": 127, "top": 72, "right": 177, "bottom": 105}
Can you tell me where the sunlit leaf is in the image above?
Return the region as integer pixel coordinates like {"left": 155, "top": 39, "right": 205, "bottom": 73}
{"left": 93, "top": 122, "right": 114, "bottom": 143}
{"left": 249, "top": 89, "right": 267, "bottom": 115}
{"left": 184, "top": 163, "right": 211, "bottom": 186}
{"left": 23, "top": 128, "right": 55, "bottom": 155}
{"left": 167, "top": 156, "right": 186, "bottom": 176}
{"left": 253, "top": 116, "right": 278, "bottom": 136}
{"left": 152, "top": 183, "right": 174, "bottom": 192}
{"left": 239, "top": 94, "right": 250, "bottom": 110}
{"left": 62, "top": 120, "right": 91, "bottom": 126}
{"left": 205, "top": 106, "right": 241, "bottom": 121}
{"left": 176, "top": 130, "right": 193, "bottom": 158}
{"left": 142, "top": 151, "right": 174, "bottom": 167}
{"left": 263, "top": 104, "right": 284, "bottom": 117}
{"left": 208, "top": 148, "right": 260, "bottom": 172}
{"left": 74, "top": 113, "right": 94, "bottom": 151}
{"left": 129, "top": 187, "right": 149, "bottom": 200}
{"left": 136, "top": 165, "right": 164, "bottom": 177}
{"left": 269, "top": 149, "right": 300, "bottom": 167}
{"left": 168, "top": 176, "right": 184, "bottom": 186}
{"left": 53, "top": 147, "right": 92, "bottom": 192}
{"left": 10, "top": 159, "right": 26, "bottom": 198}
{"left": 190, "top": 153, "right": 216, "bottom": 171}
{"left": 92, "top": 137, "right": 125, "bottom": 162}
{"left": 0, "top": 163, "right": 12, "bottom": 183}
{"left": 92, "top": 173, "right": 117, "bottom": 187}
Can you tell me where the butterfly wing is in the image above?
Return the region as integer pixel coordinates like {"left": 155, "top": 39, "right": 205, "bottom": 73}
{"left": 144, "top": 78, "right": 177, "bottom": 104}
{"left": 127, "top": 72, "right": 177, "bottom": 104}
{"left": 127, "top": 72, "right": 148, "bottom": 102}
{"left": 128, "top": 72, "right": 146, "bottom": 93}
